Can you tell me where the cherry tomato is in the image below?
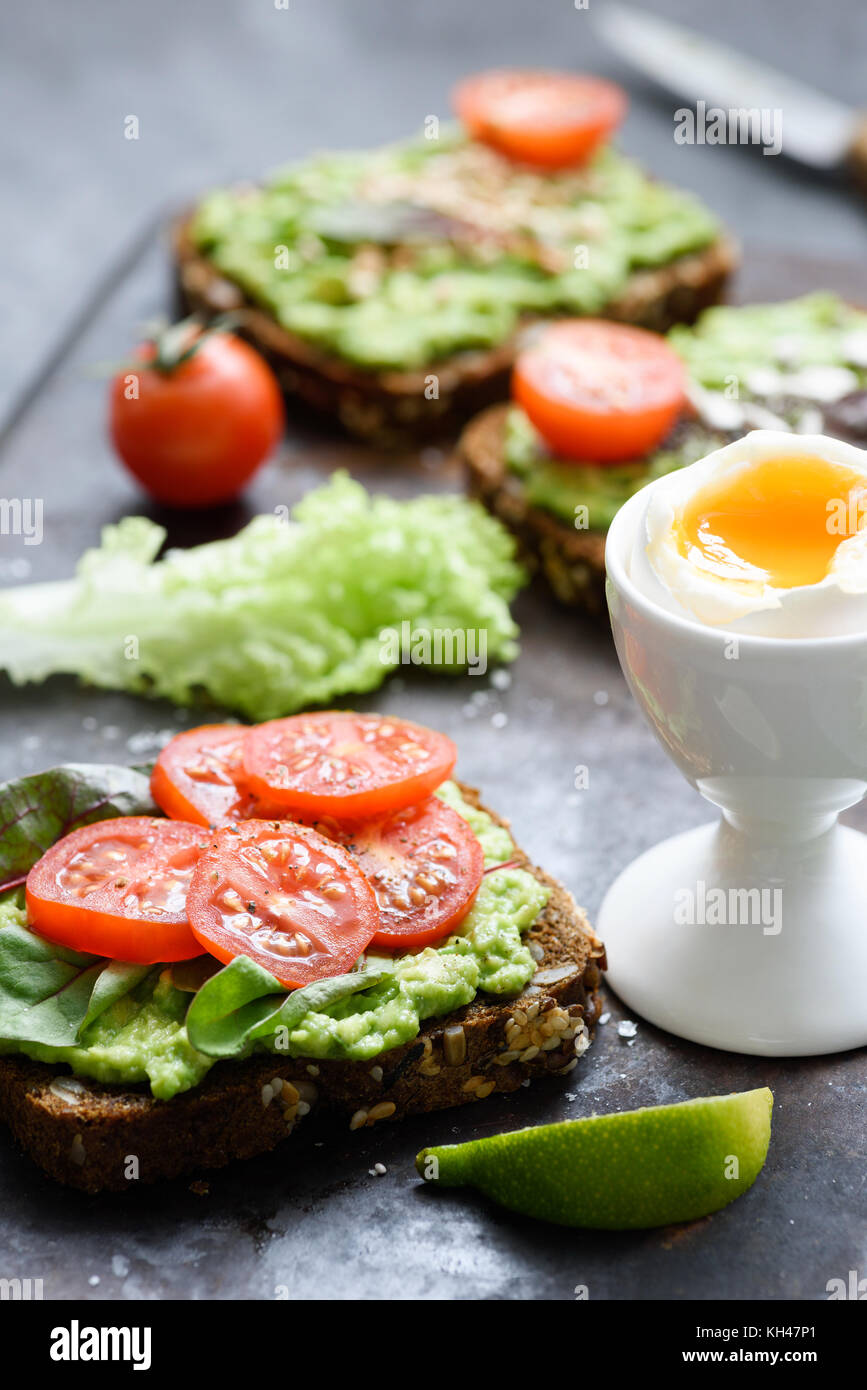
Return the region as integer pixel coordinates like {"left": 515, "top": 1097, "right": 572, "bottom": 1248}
{"left": 453, "top": 70, "right": 626, "bottom": 169}
{"left": 512, "top": 320, "right": 687, "bottom": 462}
{"left": 323, "top": 798, "right": 484, "bottom": 949}
{"left": 26, "top": 817, "right": 206, "bottom": 962}
{"left": 242, "top": 712, "right": 457, "bottom": 819}
{"left": 109, "top": 326, "right": 284, "bottom": 508}
{"left": 151, "top": 725, "right": 283, "bottom": 828}
{"left": 186, "top": 820, "right": 379, "bottom": 988}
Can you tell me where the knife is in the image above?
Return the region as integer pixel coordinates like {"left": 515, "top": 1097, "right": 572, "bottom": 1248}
{"left": 594, "top": 4, "right": 867, "bottom": 191}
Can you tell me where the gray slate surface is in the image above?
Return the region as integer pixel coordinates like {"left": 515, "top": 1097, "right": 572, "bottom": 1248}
{"left": 0, "top": 238, "right": 864, "bottom": 1300}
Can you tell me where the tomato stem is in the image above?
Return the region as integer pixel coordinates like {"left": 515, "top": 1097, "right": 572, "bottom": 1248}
{"left": 150, "top": 313, "right": 238, "bottom": 374}
{"left": 90, "top": 313, "right": 239, "bottom": 380}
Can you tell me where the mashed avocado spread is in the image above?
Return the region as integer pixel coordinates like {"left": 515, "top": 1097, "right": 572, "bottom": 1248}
{"left": 0, "top": 783, "right": 548, "bottom": 1100}
{"left": 191, "top": 131, "right": 719, "bottom": 370}
{"left": 505, "top": 294, "right": 867, "bottom": 528}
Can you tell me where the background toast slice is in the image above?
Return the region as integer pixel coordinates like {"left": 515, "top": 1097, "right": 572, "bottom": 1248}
{"left": 0, "top": 783, "right": 605, "bottom": 1192}
{"left": 173, "top": 213, "right": 738, "bottom": 445}
{"left": 460, "top": 403, "right": 610, "bottom": 613}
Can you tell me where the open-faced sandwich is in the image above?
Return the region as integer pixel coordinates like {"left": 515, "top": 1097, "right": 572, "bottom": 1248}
{"left": 0, "top": 713, "right": 603, "bottom": 1191}
{"left": 460, "top": 292, "right": 867, "bottom": 611}
{"left": 175, "top": 69, "right": 734, "bottom": 442}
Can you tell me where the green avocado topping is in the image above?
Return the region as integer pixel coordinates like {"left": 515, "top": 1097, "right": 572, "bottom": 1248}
{"left": 0, "top": 783, "right": 549, "bottom": 1100}
{"left": 191, "top": 132, "right": 719, "bottom": 371}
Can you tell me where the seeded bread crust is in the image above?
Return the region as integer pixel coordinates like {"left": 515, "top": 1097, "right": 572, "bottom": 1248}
{"left": 460, "top": 403, "right": 610, "bottom": 612}
{"left": 173, "top": 214, "right": 737, "bottom": 444}
{"left": 0, "top": 783, "right": 604, "bottom": 1192}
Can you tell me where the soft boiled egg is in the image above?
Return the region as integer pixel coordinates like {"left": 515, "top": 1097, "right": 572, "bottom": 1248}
{"left": 629, "top": 431, "right": 867, "bottom": 636}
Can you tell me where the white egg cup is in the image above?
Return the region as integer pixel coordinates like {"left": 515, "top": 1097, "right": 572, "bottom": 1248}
{"left": 599, "top": 483, "right": 867, "bottom": 1057}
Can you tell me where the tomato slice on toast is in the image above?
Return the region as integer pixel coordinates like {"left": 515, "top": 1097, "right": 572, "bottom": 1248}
{"left": 453, "top": 69, "right": 626, "bottom": 169}
{"left": 186, "top": 819, "right": 379, "bottom": 988}
{"left": 513, "top": 319, "right": 686, "bottom": 462}
{"left": 151, "top": 724, "right": 282, "bottom": 828}
{"left": 242, "top": 712, "right": 457, "bottom": 819}
{"left": 326, "top": 797, "right": 484, "bottom": 949}
{"left": 26, "top": 817, "right": 205, "bottom": 962}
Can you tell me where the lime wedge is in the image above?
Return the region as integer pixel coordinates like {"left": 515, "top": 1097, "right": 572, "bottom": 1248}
{"left": 416, "top": 1088, "right": 773, "bottom": 1229}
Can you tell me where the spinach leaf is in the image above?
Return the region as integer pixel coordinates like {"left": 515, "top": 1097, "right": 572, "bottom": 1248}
{"left": 0, "top": 925, "right": 99, "bottom": 1044}
{"left": 80, "top": 960, "right": 157, "bottom": 1033}
{"left": 186, "top": 956, "right": 386, "bottom": 1059}
{"left": 0, "top": 761, "right": 161, "bottom": 1045}
{"left": 0, "top": 923, "right": 157, "bottom": 1048}
{"left": 250, "top": 968, "right": 389, "bottom": 1044}
{"left": 185, "top": 956, "right": 286, "bottom": 1059}
{"left": 0, "top": 762, "right": 157, "bottom": 890}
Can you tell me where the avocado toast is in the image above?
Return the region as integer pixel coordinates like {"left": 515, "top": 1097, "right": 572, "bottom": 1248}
{"left": 461, "top": 293, "right": 867, "bottom": 611}
{"left": 0, "top": 721, "right": 603, "bottom": 1192}
{"left": 175, "top": 95, "right": 734, "bottom": 442}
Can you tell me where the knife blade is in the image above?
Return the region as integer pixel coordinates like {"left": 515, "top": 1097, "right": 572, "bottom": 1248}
{"left": 594, "top": 3, "right": 867, "bottom": 184}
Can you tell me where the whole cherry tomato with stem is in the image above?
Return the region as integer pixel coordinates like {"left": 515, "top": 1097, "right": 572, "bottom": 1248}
{"left": 109, "top": 317, "right": 284, "bottom": 508}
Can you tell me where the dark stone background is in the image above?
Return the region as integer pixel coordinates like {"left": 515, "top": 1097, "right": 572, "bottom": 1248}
{"left": 0, "top": 0, "right": 864, "bottom": 1301}
{"left": 1, "top": 0, "right": 865, "bottom": 419}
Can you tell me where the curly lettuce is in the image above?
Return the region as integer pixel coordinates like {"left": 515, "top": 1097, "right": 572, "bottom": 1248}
{"left": 0, "top": 473, "right": 525, "bottom": 719}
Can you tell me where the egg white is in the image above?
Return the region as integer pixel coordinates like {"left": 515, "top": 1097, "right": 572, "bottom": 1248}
{"left": 629, "top": 431, "right": 867, "bottom": 637}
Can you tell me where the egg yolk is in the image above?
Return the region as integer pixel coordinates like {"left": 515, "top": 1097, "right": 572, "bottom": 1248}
{"left": 675, "top": 454, "right": 867, "bottom": 590}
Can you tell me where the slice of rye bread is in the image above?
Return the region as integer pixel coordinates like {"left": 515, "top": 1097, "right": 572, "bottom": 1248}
{"left": 460, "top": 403, "right": 610, "bottom": 614}
{"left": 173, "top": 213, "right": 738, "bottom": 445}
{"left": 0, "top": 783, "right": 605, "bottom": 1192}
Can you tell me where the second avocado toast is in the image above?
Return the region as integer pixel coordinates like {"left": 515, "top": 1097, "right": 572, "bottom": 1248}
{"left": 461, "top": 293, "right": 867, "bottom": 611}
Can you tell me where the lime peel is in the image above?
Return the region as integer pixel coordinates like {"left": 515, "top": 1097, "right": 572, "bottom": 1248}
{"left": 416, "top": 1087, "right": 773, "bottom": 1229}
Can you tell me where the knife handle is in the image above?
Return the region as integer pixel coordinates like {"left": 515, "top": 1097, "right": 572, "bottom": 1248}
{"left": 846, "top": 114, "right": 867, "bottom": 194}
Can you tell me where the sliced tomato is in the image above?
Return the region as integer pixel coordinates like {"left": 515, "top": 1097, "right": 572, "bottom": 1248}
{"left": 453, "top": 70, "right": 626, "bottom": 169}
{"left": 151, "top": 724, "right": 284, "bottom": 828}
{"left": 185, "top": 820, "right": 379, "bottom": 988}
{"left": 25, "top": 817, "right": 205, "bottom": 962}
{"left": 322, "top": 798, "right": 484, "bottom": 949}
{"left": 513, "top": 320, "right": 687, "bottom": 462}
{"left": 242, "top": 712, "right": 457, "bottom": 819}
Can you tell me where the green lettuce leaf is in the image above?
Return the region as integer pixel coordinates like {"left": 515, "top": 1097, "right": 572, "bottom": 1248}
{"left": 0, "top": 473, "right": 525, "bottom": 720}
{"left": 186, "top": 954, "right": 386, "bottom": 1059}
